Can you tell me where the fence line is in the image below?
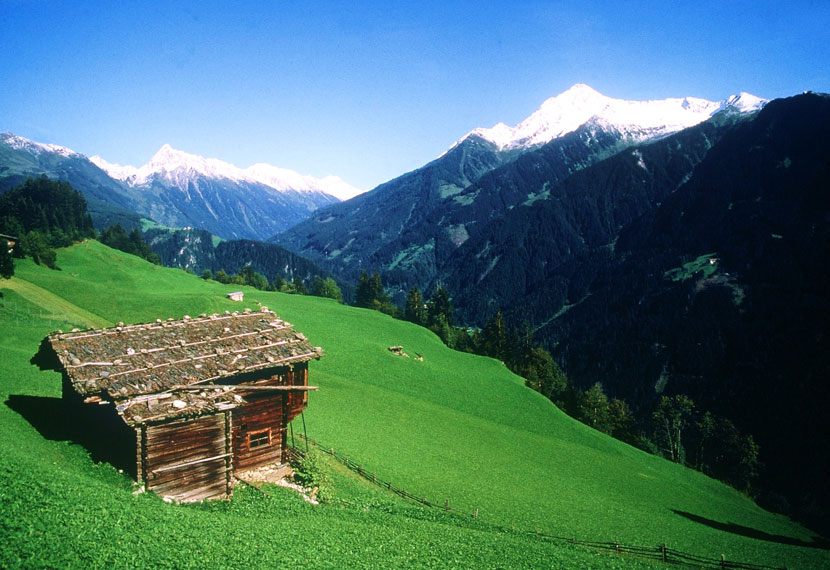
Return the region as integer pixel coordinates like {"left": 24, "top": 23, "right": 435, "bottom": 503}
{"left": 291, "top": 434, "right": 787, "bottom": 570}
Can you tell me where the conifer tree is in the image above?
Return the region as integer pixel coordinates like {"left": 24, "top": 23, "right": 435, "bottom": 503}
{"left": 404, "top": 286, "right": 426, "bottom": 325}
{"left": 576, "top": 382, "right": 613, "bottom": 434}
{"left": 426, "top": 285, "right": 453, "bottom": 327}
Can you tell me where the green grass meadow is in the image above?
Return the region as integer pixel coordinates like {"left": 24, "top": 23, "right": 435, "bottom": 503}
{"left": 1, "top": 241, "right": 827, "bottom": 568}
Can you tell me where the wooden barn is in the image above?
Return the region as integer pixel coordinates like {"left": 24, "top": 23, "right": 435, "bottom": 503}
{"left": 34, "top": 308, "right": 323, "bottom": 502}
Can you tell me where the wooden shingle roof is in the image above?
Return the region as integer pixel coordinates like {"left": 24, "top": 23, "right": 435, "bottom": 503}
{"left": 41, "top": 309, "right": 322, "bottom": 424}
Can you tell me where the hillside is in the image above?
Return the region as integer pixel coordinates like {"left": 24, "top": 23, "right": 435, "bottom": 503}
{"left": 1, "top": 242, "right": 827, "bottom": 568}
{"left": 280, "top": 93, "right": 830, "bottom": 528}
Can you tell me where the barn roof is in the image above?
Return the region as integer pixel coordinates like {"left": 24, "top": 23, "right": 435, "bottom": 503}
{"left": 39, "top": 309, "right": 322, "bottom": 424}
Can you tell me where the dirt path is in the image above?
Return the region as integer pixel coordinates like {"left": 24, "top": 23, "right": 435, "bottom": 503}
{"left": 2, "top": 277, "right": 112, "bottom": 329}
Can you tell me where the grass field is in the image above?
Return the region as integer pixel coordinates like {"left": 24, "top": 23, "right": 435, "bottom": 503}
{"left": 1, "top": 241, "right": 827, "bottom": 568}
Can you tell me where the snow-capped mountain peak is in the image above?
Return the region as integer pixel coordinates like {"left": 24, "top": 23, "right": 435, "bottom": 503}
{"left": 1, "top": 132, "right": 80, "bottom": 158}
{"left": 720, "top": 92, "right": 767, "bottom": 113}
{"left": 459, "top": 84, "right": 768, "bottom": 151}
{"left": 91, "top": 144, "right": 364, "bottom": 200}
{"left": 143, "top": 144, "right": 247, "bottom": 181}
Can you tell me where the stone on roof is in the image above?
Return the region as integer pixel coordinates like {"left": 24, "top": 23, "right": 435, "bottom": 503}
{"left": 42, "top": 310, "right": 323, "bottom": 424}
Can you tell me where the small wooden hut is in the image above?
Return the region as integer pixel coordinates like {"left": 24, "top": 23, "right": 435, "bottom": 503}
{"left": 34, "top": 308, "right": 323, "bottom": 502}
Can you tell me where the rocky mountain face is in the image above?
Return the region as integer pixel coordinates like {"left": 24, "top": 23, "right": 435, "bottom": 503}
{"left": 275, "top": 85, "right": 765, "bottom": 299}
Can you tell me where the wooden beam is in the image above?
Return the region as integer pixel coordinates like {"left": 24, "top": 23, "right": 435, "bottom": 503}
{"left": 151, "top": 453, "right": 232, "bottom": 474}
{"left": 167, "top": 384, "right": 319, "bottom": 392}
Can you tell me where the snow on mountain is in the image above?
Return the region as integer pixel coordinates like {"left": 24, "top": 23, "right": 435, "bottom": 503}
{"left": 457, "top": 84, "right": 768, "bottom": 151}
{"left": 88, "top": 155, "right": 140, "bottom": 181}
{"left": 244, "top": 163, "right": 362, "bottom": 201}
{"left": 721, "top": 92, "right": 768, "bottom": 113}
{"left": 1, "top": 132, "right": 80, "bottom": 158}
{"left": 91, "top": 144, "right": 364, "bottom": 201}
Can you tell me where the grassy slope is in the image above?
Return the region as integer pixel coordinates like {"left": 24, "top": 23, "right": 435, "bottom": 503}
{"left": 0, "top": 241, "right": 826, "bottom": 568}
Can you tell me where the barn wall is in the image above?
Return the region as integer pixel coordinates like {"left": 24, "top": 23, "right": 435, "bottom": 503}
{"left": 232, "top": 391, "right": 285, "bottom": 470}
{"left": 143, "top": 413, "right": 231, "bottom": 502}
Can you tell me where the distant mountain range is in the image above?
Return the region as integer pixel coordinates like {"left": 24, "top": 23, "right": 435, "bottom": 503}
{"left": 0, "top": 134, "right": 362, "bottom": 240}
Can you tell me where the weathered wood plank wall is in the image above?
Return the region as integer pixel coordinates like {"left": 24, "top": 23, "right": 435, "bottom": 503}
{"left": 144, "top": 414, "right": 230, "bottom": 502}
{"left": 232, "top": 392, "right": 285, "bottom": 470}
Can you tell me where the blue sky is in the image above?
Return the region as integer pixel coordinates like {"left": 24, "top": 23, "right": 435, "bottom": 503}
{"left": 1, "top": 0, "right": 828, "bottom": 190}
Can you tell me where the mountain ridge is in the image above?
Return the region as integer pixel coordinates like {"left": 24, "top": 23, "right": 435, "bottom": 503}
{"left": 275, "top": 84, "right": 767, "bottom": 296}
{"left": 90, "top": 143, "right": 363, "bottom": 201}
{"left": 0, "top": 133, "right": 349, "bottom": 240}
{"left": 449, "top": 83, "right": 767, "bottom": 153}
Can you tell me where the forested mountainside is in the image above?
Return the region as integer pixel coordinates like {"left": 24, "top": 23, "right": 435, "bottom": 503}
{"left": 145, "top": 227, "right": 334, "bottom": 289}
{"left": 273, "top": 133, "right": 515, "bottom": 277}
{"left": 0, "top": 134, "right": 144, "bottom": 230}
{"left": 535, "top": 93, "right": 830, "bottom": 528}
{"left": 431, "top": 114, "right": 745, "bottom": 324}
{"left": 274, "top": 122, "right": 644, "bottom": 291}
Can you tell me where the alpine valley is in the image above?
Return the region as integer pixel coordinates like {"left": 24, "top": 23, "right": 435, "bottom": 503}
{"left": 3, "top": 84, "right": 830, "bottom": 535}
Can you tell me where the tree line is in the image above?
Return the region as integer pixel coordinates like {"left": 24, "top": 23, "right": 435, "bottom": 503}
{"left": 201, "top": 266, "right": 343, "bottom": 303}
{"left": 0, "top": 177, "right": 164, "bottom": 276}
{"left": 0, "top": 176, "right": 96, "bottom": 275}
{"left": 99, "top": 224, "right": 161, "bottom": 265}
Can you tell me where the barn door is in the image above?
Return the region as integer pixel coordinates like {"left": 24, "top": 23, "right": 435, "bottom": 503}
{"left": 143, "top": 413, "right": 232, "bottom": 502}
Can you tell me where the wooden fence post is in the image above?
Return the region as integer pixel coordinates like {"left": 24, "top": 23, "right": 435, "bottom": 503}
{"left": 473, "top": 507, "right": 479, "bottom": 519}
{"left": 720, "top": 554, "right": 726, "bottom": 569}
{"left": 444, "top": 499, "right": 449, "bottom": 512}
{"left": 661, "top": 543, "right": 667, "bottom": 563}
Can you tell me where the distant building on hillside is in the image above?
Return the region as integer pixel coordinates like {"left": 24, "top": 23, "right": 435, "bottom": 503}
{"left": 0, "top": 233, "right": 17, "bottom": 254}
{"left": 227, "top": 291, "right": 244, "bottom": 302}
{"left": 33, "top": 309, "right": 323, "bottom": 502}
